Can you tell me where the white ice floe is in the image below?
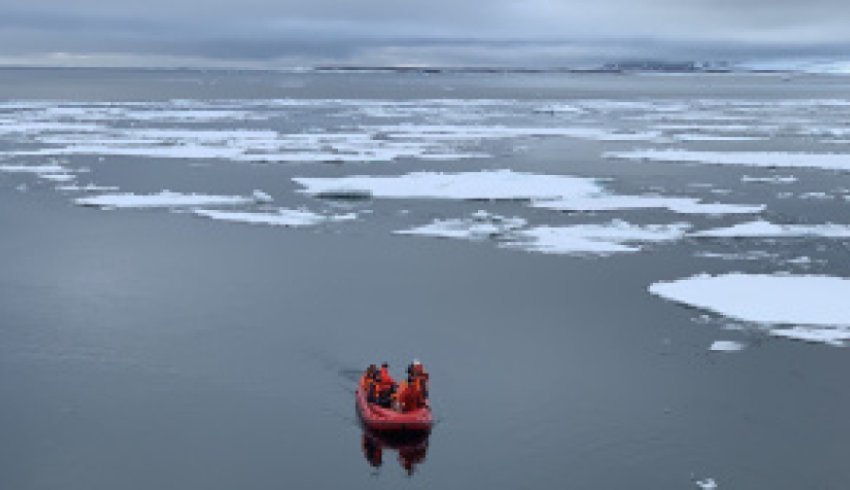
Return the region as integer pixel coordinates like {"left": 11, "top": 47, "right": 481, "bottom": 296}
{"left": 691, "top": 220, "right": 850, "bottom": 238}
{"left": 769, "top": 327, "right": 850, "bottom": 346}
{"left": 295, "top": 170, "right": 605, "bottom": 201}
{"left": 672, "top": 134, "right": 765, "bottom": 142}
{"left": 18, "top": 129, "right": 479, "bottom": 163}
{"left": 295, "top": 170, "right": 762, "bottom": 216}
{"left": 798, "top": 191, "right": 832, "bottom": 200}
{"left": 0, "top": 163, "right": 69, "bottom": 174}
{"left": 709, "top": 340, "right": 746, "bottom": 352}
{"left": 367, "top": 124, "right": 661, "bottom": 142}
{"left": 503, "top": 220, "right": 690, "bottom": 255}
{"left": 607, "top": 149, "right": 850, "bottom": 171}
{"left": 532, "top": 195, "right": 764, "bottom": 216}
{"left": 533, "top": 104, "right": 586, "bottom": 115}
{"left": 649, "top": 273, "right": 850, "bottom": 345}
{"left": 395, "top": 211, "right": 527, "bottom": 240}
{"left": 785, "top": 256, "right": 813, "bottom": 265}
{"left": 38, "top": 173, "right": 75, "bottom": 182}
{"left": 193, "top": 208, "right": 333, "bottom": 227}
{"left": 740, "top": 175, "right": 797, "bottom": 184}
{"left": 75, "top": 190, "right": 264, "bottom": 209}
{"left": 55, "top": 183, "right": 120, "bottom": 192}
{"left": 695, "top": 250, "right": 779, "bottom": 261}
{"left": 695, "top": 478, "right": 718, "bottom": 490}
{"left": 252, "top": 190, "right": 273, "bottom": 203}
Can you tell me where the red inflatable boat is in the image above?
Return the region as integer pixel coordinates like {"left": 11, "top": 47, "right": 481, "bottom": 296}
{"left": 356, "top": 385, "right": 432, "bottom": 433}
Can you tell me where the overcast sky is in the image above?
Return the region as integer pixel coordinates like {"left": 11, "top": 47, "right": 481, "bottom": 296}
{"left": 1, "top": 0, "right": 849, "bottom": 67}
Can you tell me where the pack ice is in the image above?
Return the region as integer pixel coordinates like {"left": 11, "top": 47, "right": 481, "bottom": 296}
{"left": 650, "top": 274, "right": 850, "bottom": 346}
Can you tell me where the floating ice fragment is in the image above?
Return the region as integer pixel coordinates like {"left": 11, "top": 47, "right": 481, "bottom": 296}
{"left": 709, "top": 341, "right": 745, "bottom": 352}
{"left": 396, "top": 211, "right": 527, "bottom": 240}
{"left": 649, "top": 274, "right": 850, "bottom": 346}
{"left": 55, "top": 183, "right": 120, "bottom": 192}
{"left": 193, "top": 208, "right": 329, "bottom": 227}
{"left": 672, "top": 134, "right": 765, "bottom": 142}
{"left": 532, "top": 195, "right": 764, "bottom": 216}
{"left": 295, "top": 170, "right": 604, "bottom": 201}
{"left": 607, "top": 149, "right": 850, "bottom": 171}
{"left": 252, "top": 190, "right": 273, "bottom": 203}
{"left": 38, "top": 173, "right": 75, "bottom": 182}
{"left": 503, "top": 220, "right": 689, "bottom": 255}
{"left": 696, "top": 478, "right": 717, "bottom": 490}
{"left": 75, "top": 191, "right": 261, "bottom": 209}
{"left": 691, "top": 220, "right": 850, "bottom": 238}
{"left": 740, "top": 175, "right": 797, "bottom": 184}
{"left": 769, "top": 327, "right": 850, "bottom": 346}
{"left": 0, "top": 164, "right": 68, "bottom": 174}
{"left": 297, "top": 170, "right": 762, "bottom": 216}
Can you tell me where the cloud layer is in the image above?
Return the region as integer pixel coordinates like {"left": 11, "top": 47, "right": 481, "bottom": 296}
{"left": 2, "top": 0, "right": 849, "bottom": 67}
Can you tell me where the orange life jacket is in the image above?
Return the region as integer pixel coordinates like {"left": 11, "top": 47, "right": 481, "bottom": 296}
{"left": 379, "top": 366, "right": 396, "bottom": 387}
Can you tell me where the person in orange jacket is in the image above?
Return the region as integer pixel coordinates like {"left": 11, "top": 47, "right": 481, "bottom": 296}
{"left": 375, "top": 362, "right": 397, "bottom": 407}
{"left": 409, "top": 359, "right": 429, "bottom": 403}
{"left": 361, "top": 364, "right": 378, "bottom": 391}
{"left": 378, "top": 362, "right": 395, "bottom": 387}
{"left": 396, "top": 375, "right": 421, "bottom": 412}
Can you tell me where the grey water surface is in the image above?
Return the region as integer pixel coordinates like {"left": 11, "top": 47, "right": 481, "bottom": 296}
{"left": 1, "top": 68, "right": 850, "bottom": 489}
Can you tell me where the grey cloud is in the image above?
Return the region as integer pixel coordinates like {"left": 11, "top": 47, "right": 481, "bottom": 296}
{"left": 1, "top": 1, "right": 849, "bottom": 67}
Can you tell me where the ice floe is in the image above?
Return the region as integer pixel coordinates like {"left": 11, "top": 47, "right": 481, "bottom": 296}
{"left": 531, "top": 195, "right": 764, "bottom": 216}
{"left": 740, "top": 175, "right": 797, "bottom": 184}
{"left": 396, "top": 211, "right": 527, "bottom": 240}
{"left": 0, "top": 163, "right": 69, "bottom": 174}
{"left": 607, "top": 149, "right": 850, "bottom": 171}
{"left": 295, "top": 170, "right": 763, "bottom": 216}
{"left": 672, "top": 134, "right": 765, "bottom": 142}
{"left": 769, "top": 327, "right": 850, "bottom": 346}
{"left": 55, "top": 183, "right": 121, "bottom": 193}
{"left": 17, "top": 129, "right": 480, "bottom": 163}
{"left": 366, "top": 124, "right": 661, "bottom": 142}
{"left": 694, "top": 250, "right": 779, "bottom": 261}
{"left": 38, "top": 173, "right": 75, "bottom": 182}
{"left": 691, "top": 220, "right": 850, "bottom": 238}
{"left": 695, "top": 478, "right": 718, "bottom": 490}
{"left": 193, "top": 208, "right": 333, "bottom": 227}
{"left": 295, "top": 170, "right": 604, "bottom": 201}
{"left": 709, "top": 340, "right": 745, "bottom": 352}
{"left": 75, "top": 190, "right": 268, "bottom": 209}
{"left": 503, "top": 220, "right": 690, "bottom": 255}
{"left": 649, "top": 273, "right": 850, "bottom": 345}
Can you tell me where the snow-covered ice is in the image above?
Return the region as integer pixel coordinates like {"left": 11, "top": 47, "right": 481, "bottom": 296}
{"left": 532, "top": 195, "right": 764, "bottom": 216}
{"left": 503, "top": 220, "right": 690, "bottom": 255}
{"left": 769, "top": 327, "right": 850, "bottom": 346}
{"left": 695, "top": 478, "right": 718, "bottom": 490}
{"left": 295, "top": 170, "right": 763, "bottom": 216}
{"left": 365, "top": 124, "right": 661, "bottom": 142}
{"left": 709, "top": 340, "right": 746, "bottom": 352}
{"left": 691, "top": 220, "right": 850, "bottom": 238}
{"left": 75, "top": 191, "right": 264, "bottom": 209}
{"left": 193, "top": 208, "right": 331, "bottom": 227}
{"left": 395, "top": 211, "right": 527, "bottom": 240}
{"left": 741, "top": 175, "right": 798, "bottom": 184}
{"left": 55, "top": 183, "right": 121, "bottom": 192}
{"left": 672, "top": 134, "right": 765, "bottom": 142}
{"left": 38, "top": 173, "right": 76, "bottom": 182}
{"left": 0, "top": 163, "right": 69, "bottom": 174}
{"left": 650, "top": 274, "right": 850, "bottom": 345}
{"left": 607, "top": 149, "right": 850, "bottom": 171}
{"left": 295, "top": 170, "right": 605, "bottom": 201}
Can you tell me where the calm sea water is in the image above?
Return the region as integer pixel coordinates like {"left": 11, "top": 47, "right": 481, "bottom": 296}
{"left": 1, "top": 68, "right": 850, "bottom": 489}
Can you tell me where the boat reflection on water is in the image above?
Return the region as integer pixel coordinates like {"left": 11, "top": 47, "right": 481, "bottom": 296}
{"left": 360, "top": 426, "right": 430, "bottom": 476}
